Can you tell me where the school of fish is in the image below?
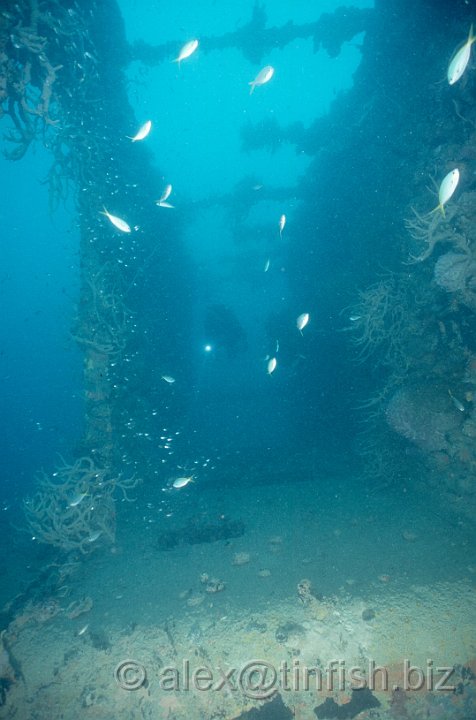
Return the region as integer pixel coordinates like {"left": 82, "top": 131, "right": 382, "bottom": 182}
{"left": 99, "top": 22, "right": 474, "bottom": 393}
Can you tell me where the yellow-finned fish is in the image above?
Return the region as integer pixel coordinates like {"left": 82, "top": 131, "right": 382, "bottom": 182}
{"left": 127, "top": 120, "right": 152, "bottom": 142}
{"left": 172, "top": 475, "right": 194, "bottom": 489}
{"left": 173, "top": 39, "right": 199, "bottom": 65}
{"left": 88, "top": 530, "right": 102, "bottom": 543}
{"left": 430, "top": 168, "right": 459, "bottom": 217}
{"left": 249, "top": 65, "right": 274, "bottom": 94}
{"left": 447, "top": 25, "right": 476, "bottom": 85}
{"left": 101, "top": 208, "right": 131, "bottom": 233}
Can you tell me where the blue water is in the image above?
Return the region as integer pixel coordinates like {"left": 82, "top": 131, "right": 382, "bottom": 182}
{"left": 0, "top": 150, "right": 82, "bottom": 494}
{"left": 0, "top": 0, "right": 371, "bottom": 499}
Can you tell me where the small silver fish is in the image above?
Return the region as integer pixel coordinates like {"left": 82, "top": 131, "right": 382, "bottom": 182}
{"left": 101, "top": 208, "right": 131, "bottom": 233}
{"left": 448, "top": 389, "right": 465, "bottom": 412}
{"left": 88, "top": 530, "right": 102, "bottom": 543}
{"left": 159, "top": 184, "right": 173, "bottom": 203}
{"left": 249, "top": 65, "right": 274, "bottom": 94}
{"left": 127, "top": 120, "right": 152, "bottom": 142}
{"left": 447, "top": 25, "right": 475, "bottom": 85}
{"left": 161, "top": 375, "right": 176, "bottom": 384}
{"left": 77, "top": 624, "right": 89, "bottom": 636}
{"left": 296, "top": 313, "right": 310, "bottom": 333}
{"left": 172, "top": 475, "right": 194, "bottom": 489}
{"left": 264, "top": 258, "right": 270, "bottom": 272}
{"left": 267, "top": 357, "right": 277, "bottom": 375}
{"left": 173, "top": 39, "right": 199, "bottom": 64}
{"left": 431, "top": 168, "right": 459, "bottom": 217}
{"left": 279, "top": 214, "right": 286, "bottom": 238}
{"left": 156, "top": 201, "right": 175, "bottom": 209}
{"left": 69, "top": 492, "right": 88, "bottom": 508}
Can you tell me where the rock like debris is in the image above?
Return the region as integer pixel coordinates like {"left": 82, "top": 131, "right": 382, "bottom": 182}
{"left": 315, "top": 688, "right": 380, "bottom": 719}
{"left": 157, "top": 515, "right": 245, "bottom": 550}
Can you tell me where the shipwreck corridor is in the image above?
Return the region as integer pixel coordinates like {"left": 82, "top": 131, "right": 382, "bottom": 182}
{"left": 0, "top": 0, "right": 475, "bottom": 719}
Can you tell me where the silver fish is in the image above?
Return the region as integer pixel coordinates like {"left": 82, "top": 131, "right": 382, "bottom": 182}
{"left": 447, "top": 25, "right": 475, "bottom": 85}
{"left": 173, "top": 39, "right": 199, "bottom": 64}
{"left": 101, "top": 208, "right": 131, "bottom": 233}
{"left": 249, "top": 65, "right": 274, "bottom": 94}
{"left": 127, "top": 120, "right": 152, "bottom": 142}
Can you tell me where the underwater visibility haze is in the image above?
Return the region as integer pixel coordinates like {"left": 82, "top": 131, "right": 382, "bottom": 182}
{"left": 0, "top": 0, "right": 475, "bottom": 718}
